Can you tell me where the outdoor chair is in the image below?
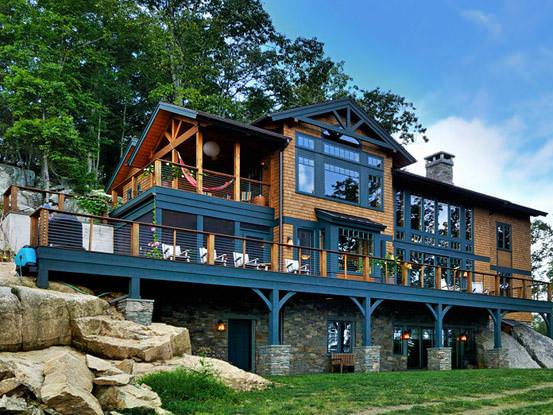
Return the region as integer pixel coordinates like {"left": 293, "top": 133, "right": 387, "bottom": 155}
{"left": 285, "top": 259, "right": 309, "bottom": 275}
{"left": 199, "top": 247, "right": 227, "bottom": 266}
{"left": 472, "top": 281, "right": 489, "bottom": 294}
{"left": 232, "top": 252, "right": 269, "bottom": 270}
{"left": 162, "top": 243, "right": 190, "bottom": 262}
{"left": 330, "top": 353, "right": 354, "bottom": 373}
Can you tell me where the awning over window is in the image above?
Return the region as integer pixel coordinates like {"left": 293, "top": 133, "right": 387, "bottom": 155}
{"left": 315, "top": 208, "right": 386, "bottom": 232}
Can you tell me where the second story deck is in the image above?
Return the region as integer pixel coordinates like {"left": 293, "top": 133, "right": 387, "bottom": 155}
{"left": 31, "top": 208, "right": 553, "bottom": 315}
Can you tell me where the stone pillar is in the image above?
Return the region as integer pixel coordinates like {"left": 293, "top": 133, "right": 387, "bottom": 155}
{"left": 354, "top": 346, "right": 381, "bottom": 372}
{"left": 257, "top": 345, "right": 291, "bottom": 376}
{"left": 427, "top": 347, "right": 452, "bottom": 370}
{"left": 484, "top": 348, "right": 508, "bottom": 368}
{"left": 117, "top": 298, "right": 154, "bottom": 326}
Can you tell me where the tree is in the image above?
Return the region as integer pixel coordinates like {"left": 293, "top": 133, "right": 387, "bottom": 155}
{"left": 531, "top": 219, "right": 553, "bottom": 282}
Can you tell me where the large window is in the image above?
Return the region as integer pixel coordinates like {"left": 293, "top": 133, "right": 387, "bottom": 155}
{"left": 327, "top": 320, "right": 353, "bottom": 353}
{"left": 395, "top": 191, "right": 404, "bottom": 227}
{"left": 437, "top": 202, "right": 448, "bottom": 236}
{"left": 338, "top": 227, "right": 373, "bottom": 272}
{"left": 324, "top": 164, "right": 359, "bottom": 203}
{"left": 423, "top": 199, "right": 435, "bottom": 233}
{"left": 497, "top": 223, "right": 512, "bottom": 250}
{"left": 295, "top": 132, "right": 384, "bottom": 210}
{"left": 465, "top": 209, "right": 473, "bottom": 240}
{"left": 410, "top": 195, "right": 422, "bottom": 230}
{"left": 450, "top": 206, "right": 460, "bottom": 238}
{"left": 368, "top": 175, "right": 382, "bottom": 208}
{"left": 298, "top": 156, "right": 315, "bottom": 194}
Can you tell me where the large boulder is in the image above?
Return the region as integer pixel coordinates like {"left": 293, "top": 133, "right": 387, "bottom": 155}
{"left": 40, "top": 350, "right": 103, "bottom": 415}
{"left": 512, "top": 324, "right": 553, "bottom": 368}
{"left": 133, "top": 354, "right": 271, "bottom": 391}
{"left": 72, "top": 316, "right": 191, "bottom": 362}
{"left": 95, "top": 384, "right": 162, "bottom": 413}
{"left": 0, "top": 286, "right": 108, "bottom": 352}
{"left": 475, "top": 326, "right": 540, "bottom": 369}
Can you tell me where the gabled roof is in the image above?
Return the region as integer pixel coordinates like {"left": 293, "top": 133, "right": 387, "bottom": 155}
{"left": 394, "top": 170, "right": 547, "bottom": 218}
{"left": 254, "top": 98, "right": 416, "bottom": 167}
{"left": 106, "top": 102, "right": 290, "bottom": 192}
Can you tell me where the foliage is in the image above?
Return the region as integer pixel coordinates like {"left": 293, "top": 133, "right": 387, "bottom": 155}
{"left": 531, "top": 219, "right": 553, "bottom": 282}
{"left": 138, "top": 369, "right": 553, "bottom": 415}
{"left": 138, "top": 367, "right": 237, "bottom": 414}
{"left": 1, "top": 0, "right": 427, "bottom": 192}
{"left": 76, "top": 190, "right": 112, "bottom": 216}
{"left": 146, "top": 202, "right": 162, "bottom": 259}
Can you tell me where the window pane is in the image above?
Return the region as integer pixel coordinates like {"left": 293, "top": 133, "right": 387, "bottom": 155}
{"left": 367, "top": 155, "right": 383, "bottom": 169}
{"left": 395, "top": 191, "right": 404, "bottom": 227}
{"left": 368, "top": 175, "right": 382, "bottom": 208}
{"left": 323, "top": 143, "right": 360, "bottom": 162}
{"left": 324, "top": 164, "right": 359, "bottom": 202}
{"left": 327, "top": 321, "right": 339, "bottom": 353}
{"left": 465, "top": 209, "right": 473, "bottom": 240}
{"left": 393, "top": 327, "right": 403, "bottom": 355}
{"left": 450, "top": 206, "right": 460, "bottom": 238}
{"left": 423, "top": 199, "right": 435, "bottom": 233}
{"left": 410, "top": 195, "right": 422, "bottom": 230}
{"left": 298, "top": 156, "right": 315, "bottom": 194}
{"left": 438, "top": 202, "right": 448, "bottom": 236}
{"left": 342, "top": 322, "right": 353, "bottom": 353}
{"left": 297, "top": 133, "right": 315, "bottom": 150}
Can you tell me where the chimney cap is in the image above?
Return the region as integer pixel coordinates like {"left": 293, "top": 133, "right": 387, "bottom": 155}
{"left": 424, "top": 151, "right": 455, "bottom": 162}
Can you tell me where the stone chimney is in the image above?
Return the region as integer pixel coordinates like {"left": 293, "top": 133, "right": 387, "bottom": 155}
{"left": 424, "top": 152, "right": 455, "bottom": 184}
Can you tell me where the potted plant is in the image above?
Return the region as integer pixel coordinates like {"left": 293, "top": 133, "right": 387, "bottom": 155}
{"left": 253, "top": 194, "right": 267, "bottom": 206}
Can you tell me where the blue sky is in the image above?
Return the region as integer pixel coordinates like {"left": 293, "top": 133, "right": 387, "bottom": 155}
{"left": 264, "top": 0, "right": 553, "bottom": 217}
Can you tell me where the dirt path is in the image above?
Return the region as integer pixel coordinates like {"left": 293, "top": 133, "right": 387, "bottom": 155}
{"left": 354, "top": 381, "right": 553, "bottom": 415}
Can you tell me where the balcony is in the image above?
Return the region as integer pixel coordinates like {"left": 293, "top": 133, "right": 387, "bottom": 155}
{"left": 114, "top": 159, "right": 270, "bottom": 207}
{"left": 29, "top": 208, "right": 551, "bottom": 307}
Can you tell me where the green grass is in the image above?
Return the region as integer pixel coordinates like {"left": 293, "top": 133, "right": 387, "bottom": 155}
{"left": 126, "top": 369, "right": 553, "bottom": 415}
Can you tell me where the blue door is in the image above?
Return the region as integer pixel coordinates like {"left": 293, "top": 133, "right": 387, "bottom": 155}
{"left": 228, "top": 319, "right": 253, "bottom": 371}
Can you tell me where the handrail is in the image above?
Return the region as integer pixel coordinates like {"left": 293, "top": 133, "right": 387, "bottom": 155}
{"left": 3, "top": 185, "right": 73, "bottom": 215}
{"left": 30, "top": 207, "right": 549, "bottom": 302}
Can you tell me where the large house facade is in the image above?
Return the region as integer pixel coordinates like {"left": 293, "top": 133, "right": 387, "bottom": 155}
{"left": 24, "top": 99, "right": 551, "bottom": 374}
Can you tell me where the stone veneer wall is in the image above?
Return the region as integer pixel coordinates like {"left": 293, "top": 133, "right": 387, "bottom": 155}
{"left": 149, "top": 283, "right": 490, "bottom": 374}
{"left": 117, "top": 298, "right": 154, "bottom": 326}
{"left": 427, "top": 347, "right": 452, "bottom": 370}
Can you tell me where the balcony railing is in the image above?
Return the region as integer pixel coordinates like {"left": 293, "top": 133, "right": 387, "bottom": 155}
{"left": 113, "top": 159, "right": 270, "bottom": 207}
{"left": 3, "top": 185, "right": 74, "bottom": 215}
{"left": 30, "top": 208, "right": 551, "bottom": 302}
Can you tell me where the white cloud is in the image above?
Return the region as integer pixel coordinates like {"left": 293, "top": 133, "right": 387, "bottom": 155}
{"left": 405, "top": 116, "right": 552, "bottom": 221}
{"left": 461, "top": 9, "right": 502, "bottom": 35}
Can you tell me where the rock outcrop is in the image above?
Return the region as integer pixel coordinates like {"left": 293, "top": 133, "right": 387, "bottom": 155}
{"left": 72, "top": 316, "right": 191, "bottom": 361}
{"left": 476, "top": 326, "right": 540, "bottom": 369}
{"left": 511, "top": 323, "right": 553, "bottom": 368}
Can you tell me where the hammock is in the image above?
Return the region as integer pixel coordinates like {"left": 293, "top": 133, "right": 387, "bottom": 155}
{"left": 176, "top": 151, "right": 234, "bottom": 192}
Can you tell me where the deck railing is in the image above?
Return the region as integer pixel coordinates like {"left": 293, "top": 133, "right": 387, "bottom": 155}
{"left": 30, "top": 207, "right": 551, "bottom": 302}
{"left": 113, "top": 159, "right": 270, "bottom": 207}
{"left": 3, "top": 185, "right": 74, "bottom": 215}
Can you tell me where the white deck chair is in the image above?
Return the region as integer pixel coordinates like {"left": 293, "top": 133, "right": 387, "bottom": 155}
{"left": 233, "top": 252, "right": 266, "bottom": 270}
{"left": 162, "top": 243, "right": 190, "bottom": 261}
{"left": 285, "top": 259, "right": 309, "bottom": 275}
{"left": 440, "top": 278, "right": 449, "bottom": 290}
{"left": 199, "top": 247, "right": 227, "bottom": 266}
{"left": 472, "top": 281, "right": 484, "bottom": 294}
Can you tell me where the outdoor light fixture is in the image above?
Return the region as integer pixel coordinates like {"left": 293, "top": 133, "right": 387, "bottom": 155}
{"left": 286, "top": 237, "right": 294, "bottom": 246}
{"left": 203, "top": 141, "right": 221, "bottom": 160}
{"left": 459, "top": 333, "right": 468, "bottom": 342}
{"left": 216, "top": 320, "right": 226, "bottom": 332}
{"left": 401, "top": 330, "right": 411, "bottom": 341}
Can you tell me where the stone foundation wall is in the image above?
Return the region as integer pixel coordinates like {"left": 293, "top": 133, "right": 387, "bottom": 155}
{"left": 150, "top": 284, "right": 489, "bottom": 374}
{"left": 257, "top": 345, "right": 291, "bottom": 376}
{"left": 427, "top": 347, "right": 452, "bottom": 370}
{"left": 117, "top": 298, "right": 154, "bottom": 326}
{"left": 483, "top": 348, "right": 509, "bottom": 368}
{"left": 354, "top": 346, "right": 381, "bottom": 372}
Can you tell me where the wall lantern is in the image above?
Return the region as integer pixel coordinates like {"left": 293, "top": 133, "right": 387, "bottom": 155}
{"left": 459, "top": 333, "right": 468, "bottom": 342}
{"left": 401, "top": 330, "right": 411, "bottom": 341}
{"left": 203, "top": 141, "right": 221, "bottom": 160}
{"left": 216, "top": 320, "right": 226, "bottom": 332}
{"left": 286, "top": 237, "right": 294, "bottom": 246}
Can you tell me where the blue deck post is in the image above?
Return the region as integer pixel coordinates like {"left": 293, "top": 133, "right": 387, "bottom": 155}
{"left": 426, "top": 303, "right": 452, "bottom": 348}
{"left": 350, "top": 297, "right": 383, "bottom": 347}
{"left": 488, "top": 309, "right": 503, "bottom": 348}
{"left": 36, "top": 265, "right": 49, "bottom": 289}
{"left": 129, "top": 277, "right": 141, "bottom": 299}
{"left": 268, "top": 288, "right": 280, "bottom": 345}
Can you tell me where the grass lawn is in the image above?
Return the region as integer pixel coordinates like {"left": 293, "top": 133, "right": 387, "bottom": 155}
{"left": 130, "top": 368, "right": 553, "bottom": 415}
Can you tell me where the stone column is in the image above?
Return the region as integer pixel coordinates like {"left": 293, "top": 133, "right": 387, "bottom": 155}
{"left": 427, "top": 347, "right": 452, "bottom": 370}
{"left": 117, "top": 298, "right": 154, "bottom": 326}
{"left": 484, "top": 348, "right": 508, "bottom": 368}
{"left": 354, "top": 346, "right": 381, "bottom": 372}
{"left": 257, "top": 345, "right": 291, "bottom": 376}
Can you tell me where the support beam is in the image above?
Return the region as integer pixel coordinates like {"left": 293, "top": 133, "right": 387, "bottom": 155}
{"left": 171, "top": 150, "right": 179, "bottom": 189}
{"left": 233, "top": 142, "right": 240, "bottom": 201}
{"left": 487, "top": 308, "right": 504, "bottom": 349}
{"left": 252, "top": 288, "right": 296, "bottom": 345}
{"left": 426, "top": 303, "right": 452, "bottom": 348}
{"left": 151, "top": 125, "right": 198, "bottom": 161}
{"left": 540, "top": 312, "right": 553, "bottom": 339}
{"left": 350, "top": 297, "right": 383, "bottom": 346}
{"left": 129, "top": 277, "right": 141, "bottom": 299}
{"left": 196, "top": 129, "right": 203, "bottom": 194}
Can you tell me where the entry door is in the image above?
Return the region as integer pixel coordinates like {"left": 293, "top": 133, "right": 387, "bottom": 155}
{"left": 228, "top": 319, "right": 253, "bottom": 371}
{"left": 407, "top": 327, "right": 434, "bottom": 369}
